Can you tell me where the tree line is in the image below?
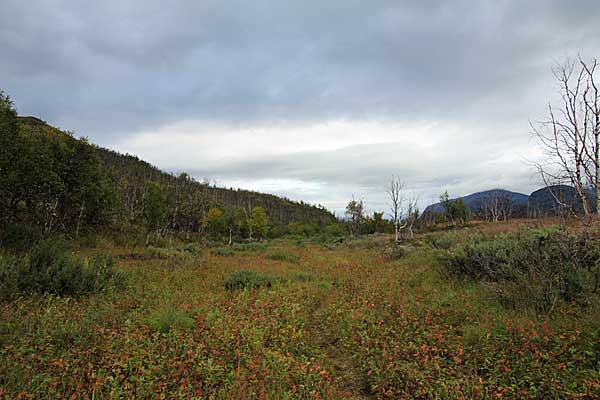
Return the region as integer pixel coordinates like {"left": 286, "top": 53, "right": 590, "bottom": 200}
{"left": 0, "top": 92, "right": 338, "bottom": 244}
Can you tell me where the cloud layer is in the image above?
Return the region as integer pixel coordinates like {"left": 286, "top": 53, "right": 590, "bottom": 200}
{"left": 2, "top": 0, "right": 600, "bottom": 214}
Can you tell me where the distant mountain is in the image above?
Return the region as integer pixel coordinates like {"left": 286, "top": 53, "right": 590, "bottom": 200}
{"left": 423, "top": 189, "right": 529, "bottom": 216}
{"left": 528, "top": 185, "right": 597, "bottom": 217}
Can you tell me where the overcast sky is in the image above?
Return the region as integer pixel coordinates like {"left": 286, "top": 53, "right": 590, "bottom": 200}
{"left": 2, "top": 1, "right": 600, "bottom": 215}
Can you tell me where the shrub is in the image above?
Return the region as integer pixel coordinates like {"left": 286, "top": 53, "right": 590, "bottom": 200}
{"left": 180, "top": 243, "right": 202, "bottom": 255}
{"left": 83, "top": 254, "right": 123, "bottom": 293}
{"left": 382, "top": 243, "right": 415, "bottom": 260}
{"left": 210, "top": 247, "right": 235, "bottom": 257}
{"left": 224, "top": 269, "right": 273, "bottom": 290}
{"left": 426, "top": 231, "right": 462, "bottom": 250}
{"left": 439, "top": 227, "right": 600, "bottom": 311}
{"left": 231, "top": 242, "right": 268, "bottom": 252}
{"left": 146, "top": 308, "right": 195, "bottom": 334}
{"left": 0, "top": 239, "right": 122, "bottom": 299}
{"left": 266, "top": 249, "right": 299, "bottom": 263}
{"left": 0, "top": 223, "right": 42, "bottom": 253}
{"left": 0, "top": 255, "right": 20, "bottom": 299}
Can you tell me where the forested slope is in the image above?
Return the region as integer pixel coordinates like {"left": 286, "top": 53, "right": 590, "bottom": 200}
{"left": 0, "top": 92, "right": 335, "bottom": 241}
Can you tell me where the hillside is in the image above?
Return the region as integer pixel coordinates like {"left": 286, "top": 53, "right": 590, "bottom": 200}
{"left": 423, "top": 189, "right": 529, "bottom": 217}
{"left": 14, "top": 116, "right": 336, "bottom": 235}
{"left": 528, "top": 185, "right": 597, "bottom": 217}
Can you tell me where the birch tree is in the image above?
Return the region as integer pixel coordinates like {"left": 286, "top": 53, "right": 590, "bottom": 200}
{"left": 533, "top": 56, "right": 600, "bottom": 215}
{"left": 387, "top": 176, "right": 404, "bottom": 242}
{"left": 387, "top": 176, "right": 419, "bottom": 240}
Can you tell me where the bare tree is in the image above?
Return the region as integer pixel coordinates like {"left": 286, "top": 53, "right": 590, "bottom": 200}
{"left": 533, "top": 56, "right": 600, "bottom": 215}
{"left": 387, "top": 176, "right": 419, "bottom": 241}
{"left": 482, "top": 191, "right": 513, "bottom": 222}
{"left": 402, "top": 192, "right": 420, "bottom": 238}
{"left": 387, "top": 176, "right": 404, "bottom": 242}
{"left": 581, "top": 58, "right": 600, "bottom": 213}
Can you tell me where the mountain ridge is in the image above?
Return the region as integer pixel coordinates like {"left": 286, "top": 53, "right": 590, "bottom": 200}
{"left": 423, "top": 189, "right": 529, "bottom": 215}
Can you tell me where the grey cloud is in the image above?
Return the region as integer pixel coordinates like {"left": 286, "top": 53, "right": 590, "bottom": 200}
{"left": 2, "top": 0, "right": 599, "bottom": 211}
{"left": 180, "top": 140, "right": 534, "bottom": 213}
{"left": 3, "top": 0, "right": 599, "bottom": 142}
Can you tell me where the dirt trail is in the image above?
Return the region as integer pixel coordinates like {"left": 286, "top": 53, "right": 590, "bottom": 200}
{"left": 305, "top": 289, "right": 373, "bottom": 400}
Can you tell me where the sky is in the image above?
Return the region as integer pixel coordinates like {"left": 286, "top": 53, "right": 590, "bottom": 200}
{"left": 2, "top": 0, "right": 600, "bottom": 215}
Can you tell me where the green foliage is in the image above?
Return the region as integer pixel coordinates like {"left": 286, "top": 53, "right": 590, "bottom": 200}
{"left": 143, "top": 182, "right": 167, "bottom": 234}
{"left": 287, "top": 222, "right": 317, "bottom": 237}
{"left": 0, "top": 255, "right": 20, "bottom": 299}
{"left": 222, "top": 207, "right": 245, "bottom": 241}
{"left": 1, "top": 90, "right": 336, "bottom": 243}
{"left": 247, "top": 206, "right": 269, "bottom": 240}
{"left": 0, "top": 239, "right": 122, "bottom": 299}
{"left": 440, "top": 227, "right": 600, "bottom": 311}
{"left": 210, "top": 247, "right": 235, "bottom": 257}
{"left": 146, "top": 308, "right": 195, "bottom": 334}
{"left": 0, "top": 91, "right": 19, "bottom": 228}
{"left": 0, "top": 223, "right": 43, "bottom": 253}
{"left": 204, "top": 207, "right": 226, "bottom": 238}
{"left": 362, "top": 211, "right": 390, "bottom": 235}
{"left": 345, "top": 198, "right": 364, "bottom": 237}
{"left": 224, "top": 269, "right": 273, "bottom": 290}
{"left": 231, "top": 242, "right": 268, "bottom": 252}
{"left": 323, "top": 223, "right": 346, "bottom": 238}
{"left": 440, "top": 190, "right": 471, "bottom": 225}
{"left": 179, "top": 242, "right": 202, "bottom": 255}
{"left": 1, "top": 107, "right": 118, "bottom": 233}
{"left": 382, "top": 243, "right": 415, "bottom": 260}
{"left": 1, "top": 232, "right": 599, "bottom": 398}
{"left": 266, "top": 249, "right": 299, "bottom": 263}
{"left": 426, "top": 231, "right": 462, "bottom": 250}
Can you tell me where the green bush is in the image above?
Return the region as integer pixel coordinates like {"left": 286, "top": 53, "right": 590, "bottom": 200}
{"left": 266, "top": 249, "right": 299, "bottom": 263}
{"left": 0, "top": 255, "right": 20, "bottom": 299}
{"left": 0, "top": 223, "right": 42, "bottom": 253}
{"left": 180, "top": 243, "right": 202, "bottom": 255}
{"left": 231, "top": 242, "right": 268, "bottom": 252}
{"left": 224, "top": 269, "right": 273, "bottom": 290}
{"left": 439, "top": 227, "right": 600, "bottom": 311}
{"left": 0, "top": 239, "right": 122, "bottom": 299}
{"left": 146, "top": 308, "right": 195, "bottom": 334}
{"left": 426, "top": 231, "right": 462, "bottom": 250}
{"left": 382, "top": 243, "right": 415, "bottom": 260}
{"left": 210, "top": 247, "right": 235, "bottom": 257}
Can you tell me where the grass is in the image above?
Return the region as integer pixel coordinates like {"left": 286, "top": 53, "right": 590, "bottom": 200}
{"left": 1, "top": 221, "right": 599, "bottom": 398}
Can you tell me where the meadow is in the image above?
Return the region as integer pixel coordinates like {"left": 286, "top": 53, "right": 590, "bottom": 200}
{"left": 1, "top": 221, "right": 599, "bottom": 399}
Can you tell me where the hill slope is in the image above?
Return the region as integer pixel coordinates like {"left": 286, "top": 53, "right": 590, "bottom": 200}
{"left": 528, "top": 185, "right": 597, "bottom": 216}
{"left": 15, "top": 116, "right": 336, "bottom": 233}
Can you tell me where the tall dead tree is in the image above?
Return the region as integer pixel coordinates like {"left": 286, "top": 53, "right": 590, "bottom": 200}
{"left": 533, "top": 56, "right": 600, "bottom": 215}
{"left": 387, "top": 176, "right": 419, "bottom": 241}
{"left": 482, "top": 191, "right": 513, "bottom": 222}
{"left": 387, "top": 176, "right": 404, "bottom": 242}
{"left": 402, "top": 192, "right": 420, "bottom": 238}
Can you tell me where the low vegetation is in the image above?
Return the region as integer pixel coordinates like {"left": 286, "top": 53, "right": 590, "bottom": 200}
{"left": 224, "top": 269, "right": 275, "bottom": 290}
{"left": 1, "top": 221, "right": 599, "bottom": 398}
{"left": 0, "top": 239, "right": 121, "bottom": 299}
{"left": 439, "top": 227, "right": 600, "bottom": 312}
